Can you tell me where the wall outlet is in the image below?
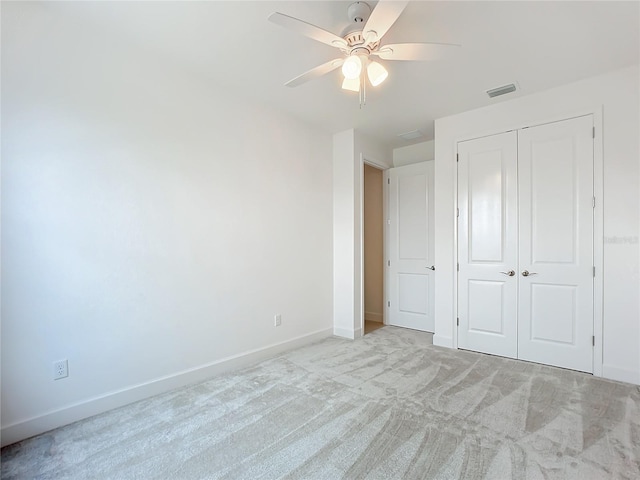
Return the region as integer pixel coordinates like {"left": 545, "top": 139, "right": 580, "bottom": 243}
{"left": 274, "top": 314, "right": 282, "bottom": 327}
{"left": 53, "top": 359, "right": 68, "bottom": 380}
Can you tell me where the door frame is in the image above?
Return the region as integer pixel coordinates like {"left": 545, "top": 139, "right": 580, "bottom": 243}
{"left": 453, "top": 108, "right": 604, "bottom": 377}
{"left": 359, "top": 154, "right": 389, "bottom": 335}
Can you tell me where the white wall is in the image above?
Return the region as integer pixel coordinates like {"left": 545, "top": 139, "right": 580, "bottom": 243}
{"left": 1, "top": 3, "right": 334, "bottom": 445}
{"left": 333, "top": 130, "right": 392, "bottom": 339}
{"left": 434, "top": 65, "right": 640, "bottom": 385}
{"left": 392, "top": 140, "right": 435, "bottom": 167}
{"left": 332, "top": 130, "right": 357, "bottom": 338}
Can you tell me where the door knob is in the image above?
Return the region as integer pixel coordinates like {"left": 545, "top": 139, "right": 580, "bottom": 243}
{"left": 522, "top": 270, "right": 538, "bottom": 277}
{"left": 499, "top": 270, "right": 515, "bottom": 276}
{"left": 426, "top": 265, "right": 435, "bottom": 271}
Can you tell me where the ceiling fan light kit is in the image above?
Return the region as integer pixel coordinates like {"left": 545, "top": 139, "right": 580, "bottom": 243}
{"left": 367, "top": 61, "right": 388, "bottom": 86}
{"left": 342, "top": 55, "right": 363, "bottom": 79}
{"left": 268, "top": 1, "right": 460, "bottom": 106}
{"left": 342, "top": 76, "right": 361, "bottom": 92}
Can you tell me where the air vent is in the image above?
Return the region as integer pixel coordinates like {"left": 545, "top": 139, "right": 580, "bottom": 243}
{"left": 487, "top": 83, "right": 517, "bottom": 98}
{"left": 397, "top": 130, "right": 424, "bottom": 141}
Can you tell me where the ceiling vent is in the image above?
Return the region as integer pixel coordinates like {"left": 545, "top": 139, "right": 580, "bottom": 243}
{"left": 487, "top": 83, "right": 517, "bottom": 98}
{"left": 397, "top": 130, "right": 424, "bottom": 141}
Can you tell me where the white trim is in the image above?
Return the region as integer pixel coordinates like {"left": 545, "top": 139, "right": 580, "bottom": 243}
{"left": 592, "top": 107, "right": 604, "bottom": 377}
{"left": 383, "top": 168, "right": 390, "bottom": 325}
{"left": 1, "top": 328, "right": 333, "bottom": 447}
{"left": 602, "top": 364, "right": 640, "bottom": 385}
{"left": 453, "top": 138, "right": 460, "bottom": 349}
{"left": 363, "top": 156, "right": 390, "bottom": 171}
{"left": 433, "top": 335, "right": 454, "bottom": 348}
{"left": 359, "top": 153, "right": 365, "bottom": 336}
{"left": 333, "top": 327, "right": 357, "bottom": 339}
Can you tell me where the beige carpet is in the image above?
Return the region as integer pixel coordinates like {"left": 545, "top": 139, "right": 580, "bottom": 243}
{"left": 2, "top": 326, "right": 639, "bottom": 479}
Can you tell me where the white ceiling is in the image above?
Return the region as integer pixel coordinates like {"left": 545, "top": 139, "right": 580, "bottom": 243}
{"left": 36, "top": 1, "right": 640, "bottom": 149}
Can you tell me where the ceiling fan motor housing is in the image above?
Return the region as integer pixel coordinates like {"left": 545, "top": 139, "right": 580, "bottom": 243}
{"left": 341, "top": 2, "right": 378, "bottom": 53}
{"left": 347, "top": 2, "right": 371, "bottom": 23}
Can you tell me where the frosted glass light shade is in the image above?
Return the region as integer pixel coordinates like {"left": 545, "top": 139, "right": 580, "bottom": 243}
{"left": 342, "top": 77, "right": 360, "bottom": 92}
{"left": 367, "top": 61, "right": 388, "bottom": 86}
{"left": 342, "top": 55, "right": 362, "bottom": 79}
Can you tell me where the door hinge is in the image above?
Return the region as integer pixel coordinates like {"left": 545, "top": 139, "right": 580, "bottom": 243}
{"left": 593, "top": 266, "right": 596, "bottom": 277}
{"left": 457, "top": 317, "right": 459, "bottom": 326}
{"left": 592, "top": 126, "right": 595, "bottom": 139}
{"left": 388, "top": 301, "right": 390, "bottom": 307}
{"left": 388, "top": 178, "right": 390, "bottom": 184}
{"left": 592, "top": 196, "right": 596, "bottom": 208}
{"left": 457, "top": 263, "right": 460, "bottom": 271}
{"left": 592, "top": 335, "right": 595, "bottom": 346}
{"left": 388, "top": 260, "right": 390, "bottom": 267}
{"left": 456, "top": 153, "right": 459, "bottom": 162}
{"left": 456, "top": 208, "right": 459, "bottom": 218}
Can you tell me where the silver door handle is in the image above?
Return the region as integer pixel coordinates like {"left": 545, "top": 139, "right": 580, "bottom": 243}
{"left": 522, "top": 270, "right": 538, "bottom": 277}
{"left": 426, "top": 265, "right": 435, "bottom": 271}
{"left": 499, "top": 270, "right": 515, "bottom": 277}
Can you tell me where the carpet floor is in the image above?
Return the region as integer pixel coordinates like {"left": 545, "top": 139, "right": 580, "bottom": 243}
{"left": 2, "top": 326, "right": 639, "bottom": 479}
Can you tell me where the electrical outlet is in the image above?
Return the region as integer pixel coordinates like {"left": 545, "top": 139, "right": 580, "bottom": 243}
{"left": 53, "top": 359, "right": 68, "bottom": 380}
{"left": 274, "top": 314, "right": 282, "bottom": 327}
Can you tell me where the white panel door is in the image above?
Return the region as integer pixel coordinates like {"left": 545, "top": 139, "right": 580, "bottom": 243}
{"left": 458, "top": 132, "right": 519, "bottom": 358}
{"left": 517, "top": 116, "right": 594, "bottom": 372}
{"left": 387, "top": 162, "right": 434, "bottom": 332}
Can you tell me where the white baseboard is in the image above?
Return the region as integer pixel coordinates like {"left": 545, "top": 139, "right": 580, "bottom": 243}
{"left": 433, "top": 335, "right": 454, "bottom": 348}
{"left": 602, "top": 364, "right": 640, "bottom": 385}
{"left": 364, "top": 312, "right": 382, "bottom": 323}
{"left": 1, "top": 328, "right": 333, "bottom": 447}
{"left": 333, "top": 327, "right": 356, "bottom": 339}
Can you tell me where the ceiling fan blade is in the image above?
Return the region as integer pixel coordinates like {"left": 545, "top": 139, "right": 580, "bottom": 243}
{"left": 362, "top": 0, "right": 409, "bottom": 42}
{"left": 268, "top": 12, "right": 348, "bottom": 49}
{"left": 285, "top": 58, "right": 345, "bottom": 88}
{"left": 375, "top": 42, "right": 460, "bottom": 61}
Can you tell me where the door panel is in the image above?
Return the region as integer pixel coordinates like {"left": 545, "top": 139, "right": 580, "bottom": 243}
{"left": 528, "top": 136, "right": 577, "bottom": 264}
{"left": 468, "top": 280, "right": 506, "bottom": 335}
{"left": 517, "top": 116, "right": 594, "bottom": 372}
{"left": 398, "top": 175, "right": 428, "bottom": 259}
{"left": 398, "top": 274, "right": 429, "bottom": 315}
{"left": 530, "top": 284, "right": 576, "bottom": 344}
{"left": 388, "top": 162, "right": 434, "bottom": 332}
{"left": 469, "top": 152, "right": 505, "bottom": 262}
{"left": 458, "top": 132, "right": 518, "bottom": 358}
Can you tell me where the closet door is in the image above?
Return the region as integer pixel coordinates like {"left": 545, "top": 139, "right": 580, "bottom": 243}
{"left": 517, "top": 116, "right": 594, "bottom": 373}
{"left": 458, "top": 132, "right": 518, "bottom": 358}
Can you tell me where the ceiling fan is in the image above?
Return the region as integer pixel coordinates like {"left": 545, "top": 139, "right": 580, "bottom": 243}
{"left": 268, "top": 1, "right": 459, "bottom": 102}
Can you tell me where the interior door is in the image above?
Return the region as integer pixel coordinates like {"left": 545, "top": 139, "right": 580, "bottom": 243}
{"left": 387, "top": 162, "right": 434, "bottom": 332}
{"left": 457, "top": 132, "right": 519, "bottom": 358}
{"left": 517, "top": 116, "right": 594, "bottom": 372}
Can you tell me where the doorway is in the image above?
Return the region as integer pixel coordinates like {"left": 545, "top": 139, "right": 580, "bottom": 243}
{"left": 363, "top": 163, "right": 385, "bottom": 335}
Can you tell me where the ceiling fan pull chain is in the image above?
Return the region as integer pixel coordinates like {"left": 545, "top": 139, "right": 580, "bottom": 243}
{"left": 363, "top": 75, "right": 367, "bottom": 106}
